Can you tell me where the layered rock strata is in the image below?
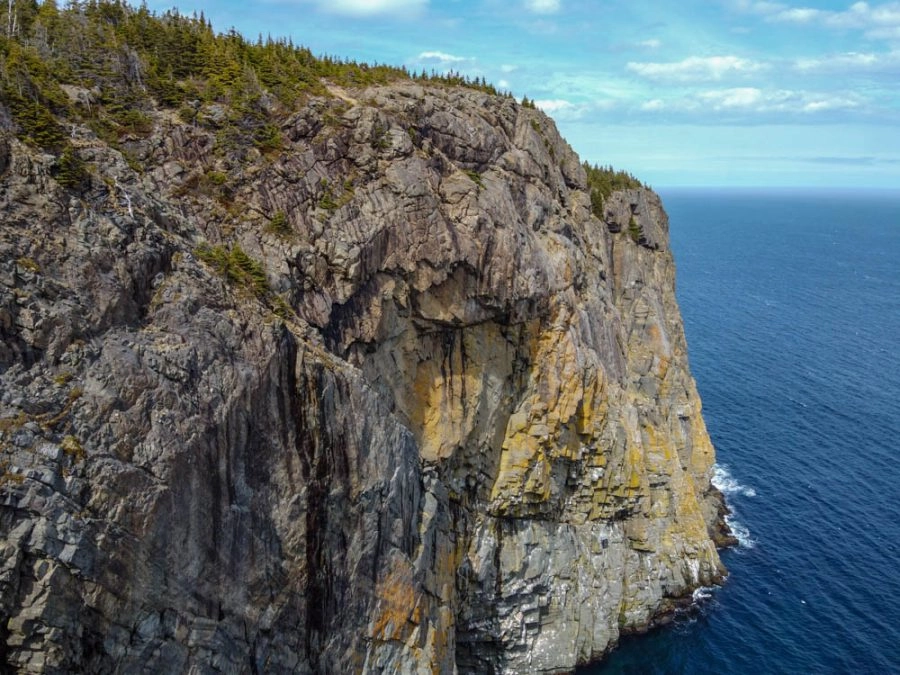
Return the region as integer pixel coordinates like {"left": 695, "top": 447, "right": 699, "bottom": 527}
{"left": 0, "top": 82, "right": 727, "bottom": 673}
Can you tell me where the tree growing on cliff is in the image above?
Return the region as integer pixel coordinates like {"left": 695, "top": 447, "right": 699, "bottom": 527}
{"left": 583, "top": 162, "right": 644, "bottom": 219}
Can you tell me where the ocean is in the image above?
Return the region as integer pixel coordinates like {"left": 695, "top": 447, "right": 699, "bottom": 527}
{"left": 582, "top": 188, "right": 900, "bottom": 674}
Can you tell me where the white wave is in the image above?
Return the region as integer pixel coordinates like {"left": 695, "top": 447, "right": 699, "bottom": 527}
{"left": 712, "top": 463, "right": 757, "bottom": 497}
{"left": 692, "top": 585, "right": 716, "bottom": 603}
{"left": 725, "top": 514, "right": 756, "bottom": 549}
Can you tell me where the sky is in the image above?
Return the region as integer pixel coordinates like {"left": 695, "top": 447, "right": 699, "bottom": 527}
{"left": 142, "top": 0, "right": 900, "bottom": 188}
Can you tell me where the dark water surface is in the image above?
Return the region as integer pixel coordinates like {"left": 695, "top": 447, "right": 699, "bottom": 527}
{"left": 582, "top": 188, "right": 900, "bottom": 674}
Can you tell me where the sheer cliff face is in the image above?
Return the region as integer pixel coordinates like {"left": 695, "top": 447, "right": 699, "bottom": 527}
{"left": 0, "top": 83, "right": 726, "bottom": 673}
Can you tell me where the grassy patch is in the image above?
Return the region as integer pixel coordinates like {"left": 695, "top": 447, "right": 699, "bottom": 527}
{"left": 317, "top": 178, "right": 353, "bottom": 211}
{"left": 0, "top": 459, "right": 26, "bottom": 486}
{"left": 16, "top": 257, "right": 40, "bottom": 273}
{"left": 0, "top": 412, "right": 28, "bottom": 433}
{"left": 266, "top": 210, "right": 291, "bottom": 236}
{"left": 61, "top": 435, "right": 85, "bottom": 462}
{"left": 53, "top": 372, "right": 73, "bottom": 386}
{"left": 628, "top": 216, "right": 643, "bottom": 243}
{"left": 464, "top": 170, "right": 484, "bottom": 189}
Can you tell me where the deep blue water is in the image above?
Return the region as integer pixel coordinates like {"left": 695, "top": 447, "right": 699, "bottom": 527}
{"left": 583, "top": 188, "right": 900, "bottom": 674}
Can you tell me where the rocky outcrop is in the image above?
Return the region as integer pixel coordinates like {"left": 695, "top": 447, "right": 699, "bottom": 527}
{"left": 0, "top": 82, "right": 727, "bottom": 673}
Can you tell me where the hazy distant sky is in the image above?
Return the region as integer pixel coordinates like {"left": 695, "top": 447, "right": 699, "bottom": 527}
{"left": 143, "top": 0, "right": 900, "bottom": 188}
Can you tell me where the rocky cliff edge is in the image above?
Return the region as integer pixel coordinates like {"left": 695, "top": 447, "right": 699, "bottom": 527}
{"left": 1, "top": 81, "right": 729, "bottom": 673}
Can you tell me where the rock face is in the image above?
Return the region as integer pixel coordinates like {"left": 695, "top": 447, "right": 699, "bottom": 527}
{"left": 0, "top": 82, "right": 728, "bottom": 673}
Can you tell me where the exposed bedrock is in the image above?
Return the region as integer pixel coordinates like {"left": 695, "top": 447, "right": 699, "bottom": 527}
{"left": 1, "top": 82, "right": 727, "bottom": 673}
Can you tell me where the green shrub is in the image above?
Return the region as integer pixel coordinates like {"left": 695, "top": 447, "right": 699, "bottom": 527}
{"left": 464, "top": 169, "right": 484, "bottom": 189}
{"left": 266, "top": 210, "right": 290, "bottom": 235}
{"left": 317, "top": 178, "right": 338, "bottom": 210}
{"left": 195, "top": 243, "right": 269, "bottom": 298}
{"left": 0, "top": 0, "right": 517, "bottom": 165}
{"left": 114, "top": 108, "right": 153, "bottom": 136}
{"left": 583, "top": 162, "right": 644, "bottom": 219}
{"left": 178, "top": 105, "right": 198, "bottom": 124}
{"left": 371, "top": 122, "right": 389, "bottom": 150}
{"left": 8, "top": 96, "right": 67, "bottom": 150}
{"left": 54, "top": 145, "right": 90, "bottom": 191}
{"left": 628, "top": 216, "right": 643, "bottom": 243}
{"left": 254, "top": 123, "right": 282, "bottom": 152}
{"left": 205, "top": 170, "right": 228, "bottom": 186}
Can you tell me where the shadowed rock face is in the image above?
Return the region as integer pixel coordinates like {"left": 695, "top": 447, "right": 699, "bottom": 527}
{"left": 0, "top": 82, "right": 728, "bottom": 674}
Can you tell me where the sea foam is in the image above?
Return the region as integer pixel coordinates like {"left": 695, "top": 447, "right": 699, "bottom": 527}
{"left": 712, "top": 464, "right": 756, "bottom": 548}
{"left": 712, "top": 463, "right": 757, "bottom": 498}
{"left": 725, "top": 514, "right": 756, "bottom": 549}
{"left": 692, "top": 585, "right": 717, "bottom": 603}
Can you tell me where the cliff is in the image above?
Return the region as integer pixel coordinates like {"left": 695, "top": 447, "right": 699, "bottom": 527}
{"left": 1, "top": 16, "right": 729, "bottom": 675}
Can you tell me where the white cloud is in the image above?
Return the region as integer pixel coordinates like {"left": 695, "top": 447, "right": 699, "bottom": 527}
{"left": 637, "top": 39, "right": 662, "bottom": 49}
{"left": 698, "top": 87, "right": 862, "bottom": 113}
{"left": 591, "top": 99, "right": 621, "bottom": 111}
{"left": 626, "top": 55, "right": 768, "bottom": 81}
{"left": 498, "top": 79, "right": 511, "bottom": 89}
{"left": 318, "top": 0, "right": 428, "bottom": 16}
{"left": 753, "top": 1, "right": 787, "bottom": 12}
{"left": 699, "top": 87, "right": 765, "bottom": 108}
{"left": 637, "top": 88, "right": 864, "bottom": 115}
{"left": 733, "top": 0, "right": 788, "bottom": 14}
{"left": 544, "top": 72, "right": 646, "bottom": 101}
{"left": 500, "top": 64, "right": 519, "bottom": 73}
{"left": 525, "top": 0, "right": 561, "bottom": 14}
{"left": 535, "top": 99, "right": 574, "bottom": 113}
{"left": 534, "top": 99, "right": 590, "bottom": 120}
{"left": 772, "top": 7, "right": 823, "bottom": 22}
{"left": 801, "top": 97, "right": 860, "bottom": 111}
{"left": 792, "top": 49, "right": 900, "bottom": 75}
{"left": 867, "top": 24, "right": 900, "bottom": 38}
{"left": 417, "top": 50, "right": 468, "bottom": 63}
{"left": 795, "top": 51, "right": 878, "bottom": 69}
{"left": 821, "top": 1, "right": 900, "bottom": 28}
{"left": 740, "top": 1, "right": 900, "bottom": 41}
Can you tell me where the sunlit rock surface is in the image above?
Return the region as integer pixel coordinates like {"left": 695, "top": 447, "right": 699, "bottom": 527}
{"left": 0, "top": 82, "right": 728, "bottom": 673}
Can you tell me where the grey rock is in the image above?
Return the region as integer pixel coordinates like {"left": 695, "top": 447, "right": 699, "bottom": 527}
{"left": 0, "top": 82, "right": 729, "bottom": 674}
